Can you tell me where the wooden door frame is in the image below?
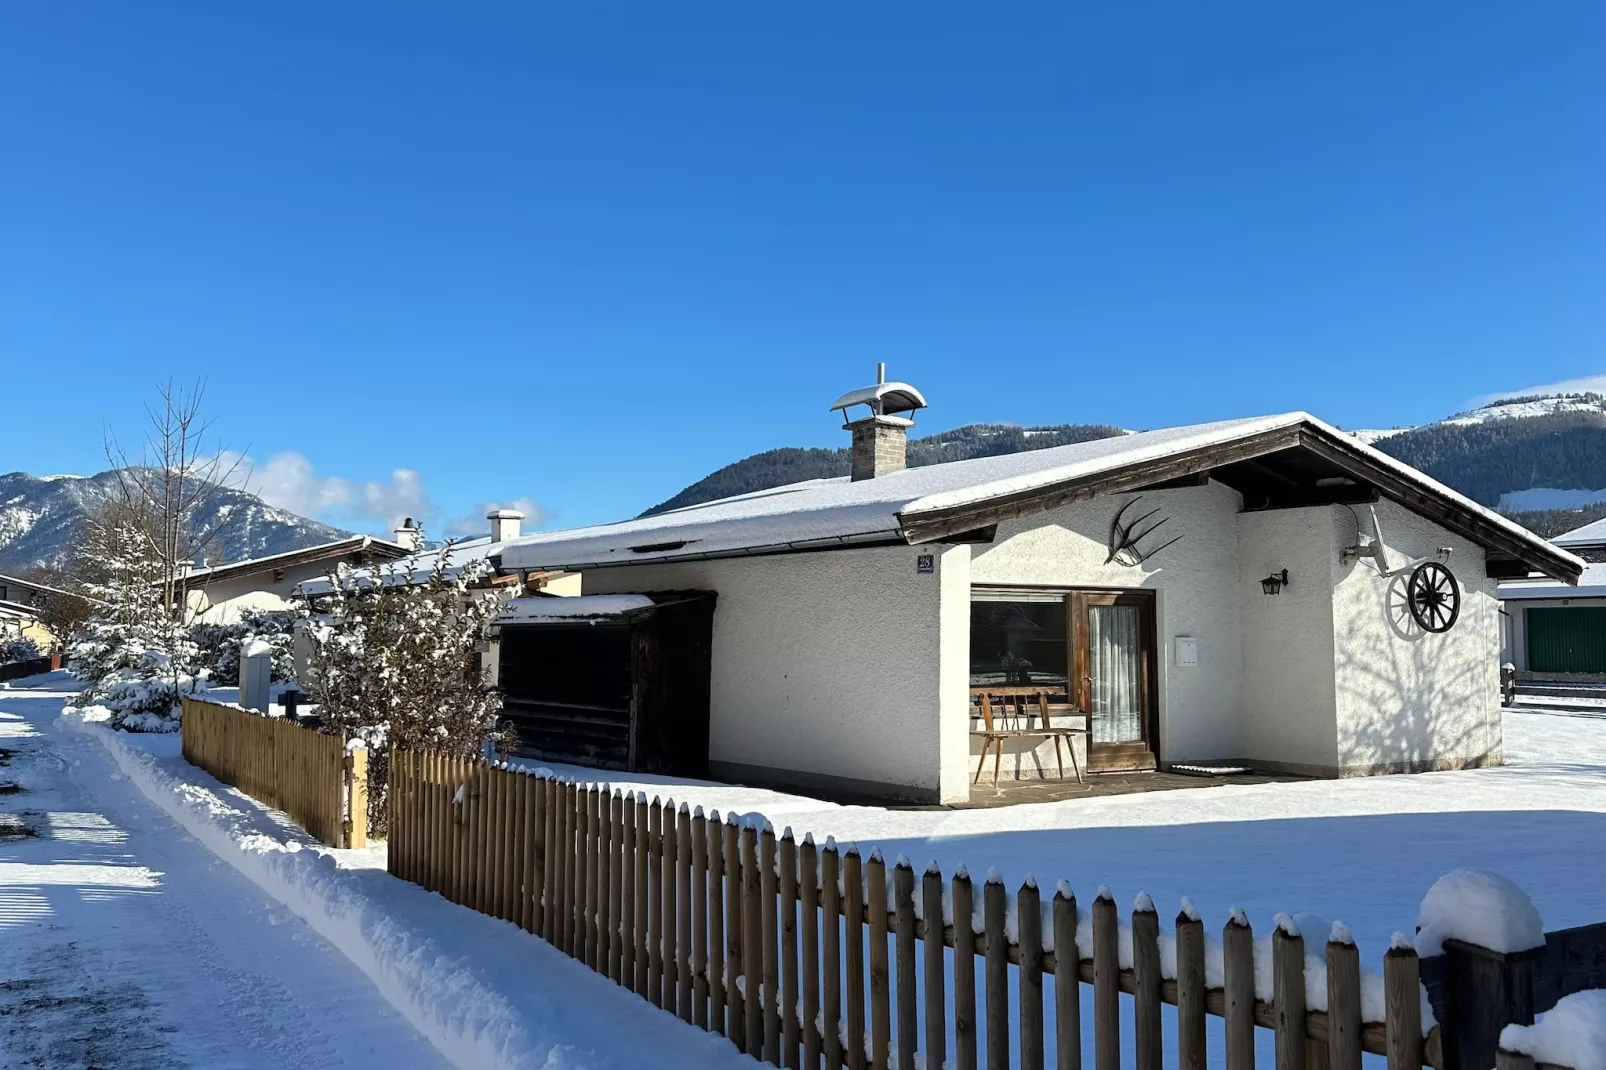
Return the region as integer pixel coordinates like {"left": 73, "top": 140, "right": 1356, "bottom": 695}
{"left": 1070, "top": 589, "right": 1160, "bottom": 772}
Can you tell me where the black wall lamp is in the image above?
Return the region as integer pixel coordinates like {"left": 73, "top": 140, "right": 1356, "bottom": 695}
{"left": 1261, "top": 569, "right": 1290, "bottom": 595}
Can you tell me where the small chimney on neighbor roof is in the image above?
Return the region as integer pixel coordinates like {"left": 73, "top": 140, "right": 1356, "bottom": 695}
{"left": 830, "top": 363, "right": 928, "bottom": 481}
{"left": 487, "top": 508, "right": 524, "bottom": 543}
{"left": 393, "top": 517, "right": 423, "bottom": 550}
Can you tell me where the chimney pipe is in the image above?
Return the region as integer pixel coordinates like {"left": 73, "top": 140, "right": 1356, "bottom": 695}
{"left": 487, "top": 509, "right": 525, "bottom": 543}
{"left": 393, "top": 517, "right": 423, "bottom": 551}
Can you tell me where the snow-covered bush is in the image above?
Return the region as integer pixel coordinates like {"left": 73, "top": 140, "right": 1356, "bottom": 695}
{"left": 190, "top": 609, "right": 296, "bottom": 685}
{"left": 0, "top": 636, "right": 44, "bottom": 665}
{"left": 302, "top": 535, "right": 516, "bottom": 834}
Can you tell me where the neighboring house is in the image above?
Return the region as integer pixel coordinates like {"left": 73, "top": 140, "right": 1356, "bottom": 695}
{"left": 1499, "top": 518, "right": 1606, "bottom": 675}
{"left": 484, "top": 372, "right": 1578, "bottom": 805}
{"left": 0, "top": 572, "right": 80, "bottom": 650}
{"left": 179, "top": 534, "right": 413, "bottom": 624}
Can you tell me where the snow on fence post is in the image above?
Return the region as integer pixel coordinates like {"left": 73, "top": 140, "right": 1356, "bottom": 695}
{"left": 799, "top": 833, "right": 821, "bottom": 1067}
{"left": 760, "top": 823, "right": 780, "bottom": 1058}
{"left": 1091, "top": 888, "right": 1119, "bottom": 1070}
{"left": 777, "top": 827, "right": 799, "bottom": 1067}
{"left": 1327, "top": 924, "right": 1363, "bottom": 1070}
{"left": 1019, "top": 876, "right": 1045, "bottom": 1070}
{"left": 1053, "top": 885, "right": 1080, "bottom": 1070}
{"left": 953, "top": 868, "right": 978, "bottom": 1070}
{"left": 692, "top": 807, "right": 711, "bottom": 1027}
{"left": 894, "top": 857, "right": 918, "bottom": 1070}
{"left": 1131, "top": 894, "right": 1162, "bottom": 1070}
{"left": 983, "top": 870, "right": 1009, "bottom": 1070}
{"left": 679, "top": 804, "right": 696, "bottom": 1023}
{"left": 1272, "top": 917, "right": 1307, "bottom": 1070}
{"left": 821, "top": 838, "right": 842, "bottom": 1069}
{"left": 868, "top": 850, "right": 892, "bottom": 1070}
{"left": 1224, "top": 911, "right": 1256, "bottom": 1070}
{"left": 843, "top": 845, "right": 866, "bottom": 1070}
{"left": 923, "top": 863, "right": 947, "bottom": 1070}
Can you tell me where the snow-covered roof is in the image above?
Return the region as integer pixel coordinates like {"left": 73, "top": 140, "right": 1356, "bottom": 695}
{"left": 1554, "top": 516, "right": 1606, "bottom": 549}
{"left": 1500, "top": 563, "right": 1606, "bottom": 601}
{"left": 497, "top": 594, "right": 655, "bottom": 623}
{"left": 179, "top": 534, "right": 410, "bottom": 584}
{"left": 498, "top": 411, "right": 1580, "bottom": 582}
{"left": 293, "top": 535, "right": 497, "bottom": 597}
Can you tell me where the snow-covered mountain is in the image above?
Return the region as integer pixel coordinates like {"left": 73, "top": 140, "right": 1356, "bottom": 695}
{"left": 0, "top": 469, "right": 355, "bottom": 573}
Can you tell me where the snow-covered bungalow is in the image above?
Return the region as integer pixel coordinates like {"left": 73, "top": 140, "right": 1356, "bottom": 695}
{"left": 1499, "top": 517, "right": 1606, "bottom": 675}
{"left": 498, "top": 376, "right": 1581, "bottom": 803}
{"left": 179, "top": 533, "right": 414, "bottom": 624}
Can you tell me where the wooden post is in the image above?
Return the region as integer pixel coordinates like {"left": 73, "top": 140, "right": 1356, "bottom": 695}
{"left": 1273, "top": 922, "right": 1308, "bottom": 1070}
{"left": 954, "top": 869, "right": 978, "bottom": 1070}
{"left": 1224, "top": 912, "right": 1256, "bottom": 1070}
{"left": 708, "top": 810, "right": 726, "bottom": 1035}
{"left": 679, "top": 804, "right": 694, "bottom": 1023}
{"left": 621, "top": 794, "right": 638, "bottom": 989}
{"left": 1495, "top": 1050, "right": 1537, "bottom": 1070}
{"left": 779, "top": 828, "right": 800, "bottom": 1068}
{"left": 523, "top": 773, "right": 540, "bottom": 933}
{"left": 692, "top": 807, "right": 711, "bottom": 1029}
{"left": 763, "top": 826, "right": 781, "bottom": 1062}
{"left": 586, "top": 785, "right": 601, "bottom": 969}
{"left": 542, "top": 778, "right": 558, "bottom": 943}
{"left": 384, "top": 746, "right": 400, "bottom": 874}
{"left": 487, "top": 765, "right": 507, "bottom": 921}
{"left": 1436, "top": 937, "right": 1544, "bottom": 1070}
{"left": 1053, "top": 886, "right": 1079, "bottom": 1070}
{"left": 648, "top": 797, "right": 664, "bottom": 1007}
{"left": 636, "top": 794, "right": 652, "bottom": 996}
{"left": 1327, "top": 929, "right": 1362, "bottom": 1070}
{"left": 893, "top": 858, "right": 917, "bottom": 1070}
{"left": 1384, "top": 943, "right": 1424, "bottom": 1070}
{"left": 1091, "top": 890, "right": 1119, "bottom": 1070}
{"left": 923, "top": 865, "right": 947, "bottom": 1070}
{"left": 558, "top": 780, "right": 573, "bottom": 953}
{"left": 844, "top": 846, "right": 866, "bottom": 1070}
{"left": 663, "top": 798, "right": 679, "bottom": 1008}
{"left": 1131, "top": 896, "right": 1161, "bottom": 1070}
{"left": 869, "top": 851, "right": 892, "bottom": 1070}
{"left": 1019, "top": 877, "right": 1044, "bottom": 1070}
{"left": 801, "top": 834, "right": 821, "bottom": 1070}
{"left": 726, "top": 818, "right": 745, "bottom": 1045}
{"left": 1175, "top": 906, "right": 1206, "bottom": 1070}
{"left": 609, "top": 790, "right": 624, "bottom": 982}
{"left": 743, "top": 823, "right": 764, "bottom": 1059}
{"left": 822, "top": 839, "right": 842, "bottom": 1070}
{"left": 984, "top": 872, "right": 1009, "bottom": 1070}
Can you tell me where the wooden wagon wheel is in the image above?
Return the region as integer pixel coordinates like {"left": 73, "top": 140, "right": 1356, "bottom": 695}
{"left": 1407, "top": 561, "right": 1460, "bottom": 633}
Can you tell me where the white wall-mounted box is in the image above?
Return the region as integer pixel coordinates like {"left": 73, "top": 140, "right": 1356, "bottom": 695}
{"left": 1175, "top": 636, "right": 1199, "bottom": 667}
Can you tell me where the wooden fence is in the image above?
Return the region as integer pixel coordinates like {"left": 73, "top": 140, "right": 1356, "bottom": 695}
{"left": 390, "top": 749, "right": 1509, "bottom": 1070}
{"left": 180, "top": 696, "right": 368, "bottom": 848}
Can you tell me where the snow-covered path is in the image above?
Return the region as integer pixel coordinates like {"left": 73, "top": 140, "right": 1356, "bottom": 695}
{"left": 0, "top": 674, "right": 450, "bottom": 1070}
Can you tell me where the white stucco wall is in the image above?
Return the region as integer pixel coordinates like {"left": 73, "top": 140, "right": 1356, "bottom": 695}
{"left": 1330, "top": 499, "right": 1500, "bottom": 772}
{"left": 1237, "top": 508, "right": 1340, "bottom": 772}
{"left": 969, "top": 481, "right": 1246, "bottom": 766}
{"left": 187, "top": 560, "right": 337, "bottom": 624}
{"left": 581, "top": 545, "right": 964, "bottom": 802}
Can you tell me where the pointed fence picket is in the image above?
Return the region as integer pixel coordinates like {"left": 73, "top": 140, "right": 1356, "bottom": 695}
{"left": 383, "top": 745, "right": 1485, "bottom": 1070}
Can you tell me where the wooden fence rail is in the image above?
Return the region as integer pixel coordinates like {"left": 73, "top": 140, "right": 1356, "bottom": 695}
{"left": 388, "top": 748, "right": 1482, "bottom": 1070}
{"left": 180, "top": 696, "right": 367, "bottom": 848}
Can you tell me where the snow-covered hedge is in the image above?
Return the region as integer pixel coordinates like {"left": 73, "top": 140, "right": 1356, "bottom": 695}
{"left": 190, "top": 609, "right": 295, "bottom": 685}
{"left": 0, "top": 636, "right": 44, "bottom": 665}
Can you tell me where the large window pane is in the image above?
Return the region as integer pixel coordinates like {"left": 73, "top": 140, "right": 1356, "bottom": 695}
{"left": 969, "top": 599, "right": 1068, "bottom": 688}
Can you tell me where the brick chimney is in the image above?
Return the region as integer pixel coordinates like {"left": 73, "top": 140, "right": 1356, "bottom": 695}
{"left": 830, "top": 363, "right": 928, "bottom": 481}
{"left": 487, "top": 508, "right": 524, "bottom": 542}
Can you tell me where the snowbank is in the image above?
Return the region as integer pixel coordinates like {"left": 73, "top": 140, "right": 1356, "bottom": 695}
{"left": 63, "top": 709, "right": 749, "bottom": 1070}
{"left": 1499, "top": 990, "right": 1606, "bottom": 1070}
{"left": 1415, "top": 869, "right": 1545, "bottom": 956}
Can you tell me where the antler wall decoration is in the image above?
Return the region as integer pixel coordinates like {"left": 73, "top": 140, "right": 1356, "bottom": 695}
{"left": 1106, "top": 495, "right": 1184, "bottom": 566}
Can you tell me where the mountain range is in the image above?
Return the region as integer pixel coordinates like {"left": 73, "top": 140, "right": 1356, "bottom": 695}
{"left": 8, "top": 391, "right": 1606, "bottom": 573}
{"left": 0, "top": 469, "right": 353, "bottom": 575}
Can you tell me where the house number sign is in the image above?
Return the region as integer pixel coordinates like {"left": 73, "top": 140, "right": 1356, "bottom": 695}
{"left": 916, "top": 554, "right": 935, "bottom": 574}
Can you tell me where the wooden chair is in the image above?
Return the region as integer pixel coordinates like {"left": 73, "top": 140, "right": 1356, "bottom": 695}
{"left": 972, "top": 690, "right": 1086, "bottom": 787}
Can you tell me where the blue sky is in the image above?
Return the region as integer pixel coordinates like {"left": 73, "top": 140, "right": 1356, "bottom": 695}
{"left": 3, "top": 3, "right": 1602, "bottom": 536}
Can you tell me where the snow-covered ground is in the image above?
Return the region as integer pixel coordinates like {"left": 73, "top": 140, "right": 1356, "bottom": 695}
{"left": 0, "top": 673, "right": 449, "bottom": 1069}
{"left": 525, "top": 705, "right": 1606, "bottom": 968}
{"left": 2, "top": 672, "right": 752, "bottom": 1070}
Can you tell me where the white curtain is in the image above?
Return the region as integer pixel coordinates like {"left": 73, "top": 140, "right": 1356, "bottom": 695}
{"left": 1088, "top": 604, "right": 1141, "bottom": 744}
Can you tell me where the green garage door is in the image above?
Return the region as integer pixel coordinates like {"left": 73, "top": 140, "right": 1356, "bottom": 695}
{"left": 1528, "top": 607, "right": 1606, "bottom": 673}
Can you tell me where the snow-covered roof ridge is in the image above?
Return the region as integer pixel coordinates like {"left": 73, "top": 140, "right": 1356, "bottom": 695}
{"left": 181, "top": 533, "right": 411, "bottom": 583}
{"left": 496, "top": 409, "right": 1579, "bottom": 583}
{"left": 497, "top": 594, "right": 656, "bottom": 624}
